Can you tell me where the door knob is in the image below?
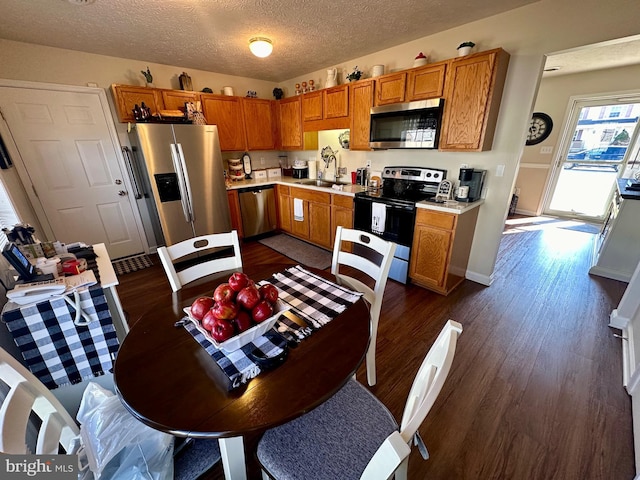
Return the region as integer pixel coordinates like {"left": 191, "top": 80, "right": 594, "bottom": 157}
{"left": 118, "top": 190, "right": 128, "bottom": 196}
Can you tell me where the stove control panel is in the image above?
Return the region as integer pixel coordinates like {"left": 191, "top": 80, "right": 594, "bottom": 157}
{"left": 381, "top": 166, "right": 446, "bottom": 184}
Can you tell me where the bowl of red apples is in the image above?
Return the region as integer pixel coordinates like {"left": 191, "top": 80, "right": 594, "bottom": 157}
{"left": 184, "top": 272, "right": 289, "bottom": 353}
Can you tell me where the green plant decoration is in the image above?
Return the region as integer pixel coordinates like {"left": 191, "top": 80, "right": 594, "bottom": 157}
{"left": 457, "top": 41, "right": 476, "bottom": 49}
{"left": 346, "top": 66, "right": 363, "bottom": 82}
{"left": 141, "top": 67, "right": 153, "bottom": 84}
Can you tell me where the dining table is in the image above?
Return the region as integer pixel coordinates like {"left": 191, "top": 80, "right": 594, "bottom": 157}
{"left": 113, "top": 262, "right": 370, "bottom": 480}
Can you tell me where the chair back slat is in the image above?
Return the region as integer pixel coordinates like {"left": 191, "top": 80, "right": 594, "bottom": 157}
{"left": 399, "top": 320, "right": 463, "bottom": 442}
{"left": 0, "top": 349, "right": 79, "bottom": 454}
{"left": 158, "top": 231, "right": 242, "bottom": 292}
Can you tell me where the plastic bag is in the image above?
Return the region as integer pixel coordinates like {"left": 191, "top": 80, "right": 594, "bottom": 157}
{"left": 76, "top": 382, "right": 174, "bottom": 480}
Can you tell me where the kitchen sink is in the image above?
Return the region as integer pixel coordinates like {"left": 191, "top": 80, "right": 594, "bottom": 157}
{"left": 294, "top": 179, "right": 349, "bottom": 188}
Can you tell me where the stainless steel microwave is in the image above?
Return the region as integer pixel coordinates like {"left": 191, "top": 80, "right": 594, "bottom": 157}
{"left": 369, "top": 98, "right": 444, "bottom": 149}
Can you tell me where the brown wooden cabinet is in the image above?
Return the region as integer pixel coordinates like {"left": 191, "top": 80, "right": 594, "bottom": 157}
{"left": 277, "top": 97, "right": 318, "bottom": 151}
{"left": 161, "top": 90, "right": 200, "bottom": 112}
{"left": 111, "top": 84, "right": 164, "bottom": 123}
{"left": 374, "top": 72, "right": 407, "bottom": 106}
{"left": 242, "top": 98, "right": 276, "bottom": 150}
{"left": 280, "top": 186, "right": 334, "bottom": 249}
{"left": 409, "top": 207, "right": 479, "bottom": 295}
{"left": 331, "top": 194, "right": 354, "bottom": 247}
{"left": 276, "top": 185, "right": 292, "bottom": 233}
{"left": 439, "top": 48, "right": 510, "bottom": 151}
{"left": 226, "top": 189, "right": 244, "bottom": 239}
{"left": 302, "top": 91, "right": 323, "bottom": 122}
{"left": 349, "top": 80, "right": 374, "bottom": 151}
{"left": 303, "top": 85, "right": 350, "bottom": 132}
{"left": 406, "top": 62, "right": 447, "bottom": 101}
{"left": 201, "top": 94, "right": 247, "bottom": 151}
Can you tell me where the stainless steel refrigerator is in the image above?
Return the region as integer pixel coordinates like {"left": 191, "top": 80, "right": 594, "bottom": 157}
{"left": 126, "top": 124, "right": 231, "bottom": 248}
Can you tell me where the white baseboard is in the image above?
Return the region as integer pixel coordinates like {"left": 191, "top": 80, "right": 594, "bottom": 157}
{"left": 589, "top": 265, "right": 632, "bottom": 283}
{"left": 465, "top": 270, "right": 493, "bottom": 287}
{"left": 514, "top": 208, "right": 539, "bottom": 216}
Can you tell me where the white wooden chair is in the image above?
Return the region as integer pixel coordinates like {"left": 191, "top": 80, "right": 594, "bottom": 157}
{"left": 0, "top": 347, "right": 220, "bottom": 478}
{"left": 158, "top": 231, "right": 242, "bottom": 292}
{"left": 331, "top": 226, "right": 396, "bottom": 386}
{"left": 256, "top": 320, "right": 463, "bottom": 480}
{"left": 0, "top": 346, "right": 79, "bottom": 454}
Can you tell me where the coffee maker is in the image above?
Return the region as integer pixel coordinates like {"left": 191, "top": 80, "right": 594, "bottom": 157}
{"left": 456, "top": 168, "right": 486, "bottom": 202}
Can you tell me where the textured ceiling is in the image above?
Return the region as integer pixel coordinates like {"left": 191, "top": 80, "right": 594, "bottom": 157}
{"left": 0, "top": 0, "right": 539, "bottom": 82}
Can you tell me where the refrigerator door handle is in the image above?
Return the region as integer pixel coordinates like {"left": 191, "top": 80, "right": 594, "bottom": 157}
{"left": 121, "top": 146, "right": 143, "bottom": 199}
{"left": 175, "top": 143, "right": 196, "bottom": 222}
{"left": 170, "top": 143, "right": 192, "bottom": 223}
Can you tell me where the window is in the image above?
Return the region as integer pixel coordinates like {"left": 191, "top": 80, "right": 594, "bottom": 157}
{"left": 0, "top": 179, "right": 20, "bottom": 250}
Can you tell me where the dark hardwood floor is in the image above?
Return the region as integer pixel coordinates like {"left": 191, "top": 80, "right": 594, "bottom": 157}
{"left": 116, "top": 218, "right": 634, "bottom": 479}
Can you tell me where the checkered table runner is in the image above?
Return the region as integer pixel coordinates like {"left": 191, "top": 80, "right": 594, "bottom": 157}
{"left": 2, "top": 285, "right": 120, "bottom": 389}
{"left": 184, "top": 321, "right": 286, "bottom": 390}
{"left": 269, "top": 265, "right": 364, "bottom": 328}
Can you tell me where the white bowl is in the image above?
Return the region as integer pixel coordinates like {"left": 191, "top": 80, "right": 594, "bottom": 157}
{"left": 184, "top": 299, "right": 290, "bottom": 353}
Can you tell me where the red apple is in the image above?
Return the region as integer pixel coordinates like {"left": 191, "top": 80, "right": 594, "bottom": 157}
{"left": 213, "top": 283, "right": 235, "bottom": 303}
{"left": 190, "top": 297, "right": 214, "bottom": 321}
{"left": 228, "top": 272, "right": 250, "bottom": 292}
{"left": 259, "top": 283, "right": 279, "bottom": 305}
{"left": 201, "top": 308, "right": 218, "bottom": 331}
{"left": 211, "top": 318, "right": 235, "bottom": 343}
{"left": 233, "top": 310, "right": 253, "bottom": 333}
{"left": 211, "top": 300, "right": 239, "bottom": 321}
{"left": 236, "top": 285, "right": 261, "bottom": 310}
{"left": 252, "top": 300, "right": 274, "bottom": 323}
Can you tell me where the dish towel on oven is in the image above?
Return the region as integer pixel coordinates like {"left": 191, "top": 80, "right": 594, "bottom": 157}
{"left": 1, "top": 286, "right": 119, "bottom": 389}
{"left": 372, "top": 202, "right": 386, "bottom": 234}
{"left": 293, "top": 198, "right": 304, "bottom": 221}
{"left": 183, "top": 323, "right": 285, "bottom": 390}
{"left": 269, "top": 265, "right": 364, "bottom": 328}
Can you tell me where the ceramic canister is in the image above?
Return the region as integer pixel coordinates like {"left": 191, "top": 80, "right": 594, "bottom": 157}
{"left": 223, "top": 86, "right": 234, "bottom": 96}
{"left": 372, "top": 65, "right": 384, "bottom": 77}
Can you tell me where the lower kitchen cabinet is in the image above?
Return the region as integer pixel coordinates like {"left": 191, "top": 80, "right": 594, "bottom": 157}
{"left": 276, "top": 185, "right": 292, "bottom": 233}
{"left": 409, "top": 207, "right": 479, "bottom": 295}
{"left": 277, "top": 185, "right": 350, "bottom": 250}
{"left": 227, "top": 189, "right": 243, "bottom": 239}
{"left": 331, "top": 194, "right": 354, "bottom": 247}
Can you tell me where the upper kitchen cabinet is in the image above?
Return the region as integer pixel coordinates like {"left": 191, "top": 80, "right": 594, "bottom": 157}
{"left": 439, "top": 48, "right": 510, "bottom": 151}
{"left": 374, "top": 72, "right": 407, "bottom": 106}
{"left": 242, "top": 98, "right": 277, "bottom": 150}
{"left": 161, "top": 90, "right": 200, "bottom": 113}
{"left": 278, "top": 96, "right": 318, "bottom": 151}
{"left": 406, "top": 62, "right": 447, "bottom": 101}
{"left": 302, "top": 85, "right": 350, "bottom": 131}
{"left": 111, "top": 84, "right": 164, "bottom": 123}
{"left": 201, "top": 94, "right": 247, "bottom": 152}
{"left": 349, "top": 80, "right": 374, "bottom": 151}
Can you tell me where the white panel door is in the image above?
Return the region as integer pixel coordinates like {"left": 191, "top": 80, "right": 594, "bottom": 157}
{"left": 0, "top": 87, "right": 144, "bottom": 259}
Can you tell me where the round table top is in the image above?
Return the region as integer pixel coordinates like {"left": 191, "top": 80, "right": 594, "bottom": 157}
{"left": 113, "top": 263, "right": 370, "bottom": 438}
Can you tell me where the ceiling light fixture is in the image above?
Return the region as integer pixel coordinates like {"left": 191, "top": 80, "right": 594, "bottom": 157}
{"left": 67, "top": 0, "right": 96, "bottom": 4}
{"left": 249, "top": 37, "right": 273, "bottom": 58}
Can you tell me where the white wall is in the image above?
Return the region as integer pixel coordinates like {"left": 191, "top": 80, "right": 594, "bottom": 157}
{"left": 1, "top": 0, "right": 640, "bottom": 284}
{"left": 516, "top": 64, "right": 640, "bottom": 215}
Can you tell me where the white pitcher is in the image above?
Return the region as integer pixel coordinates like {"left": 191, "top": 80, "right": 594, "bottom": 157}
{"left": 325, "top": 68, "right": 337, "bottom": 88}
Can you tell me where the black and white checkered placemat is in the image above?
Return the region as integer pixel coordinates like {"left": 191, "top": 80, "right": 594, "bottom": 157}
{"left": 269, "top": 265, "right": 364, "bottom": 328}
{"left": 2, "top": 286, "right": 120, "bottom": 389}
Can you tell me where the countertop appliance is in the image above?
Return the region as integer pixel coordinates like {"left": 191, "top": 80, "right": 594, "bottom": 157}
{"left": 456, "top": 169, "right": 486, "bottom": 202}
{"left": 237, "top": 185, "right": 277, "bottom": 239}
{"left": 369, "top": 99, "right": 443, "bottom": 150}
{"left": 127, "top": 124, "right": 231, "bottom": 248}
{"left": 353, "top": 166, "right": 446, "bottom": 283}
{"left": 292, "top": 166, "right": 308, "bottom": 179}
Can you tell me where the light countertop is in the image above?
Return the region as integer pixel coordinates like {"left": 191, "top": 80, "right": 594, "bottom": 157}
{"left": 416, "top": 199, "right": 484, "bottom": 214}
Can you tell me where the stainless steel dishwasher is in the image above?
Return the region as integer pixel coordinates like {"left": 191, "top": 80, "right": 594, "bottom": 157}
{"left": 237, "top": 185, "right": 277, "bottom": 239}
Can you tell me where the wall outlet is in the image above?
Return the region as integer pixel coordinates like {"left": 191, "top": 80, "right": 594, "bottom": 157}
{"left": 366, "top": 159, "right": 372, "bottom": 168}
{"left": 260, "top": 157, "right": 265, "bottom": 165}
{"left": 496, "top": 164, "right": 505, "bottom": 177}
{"left": 540, "top": 146, "right": 553, "bottom": 154}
